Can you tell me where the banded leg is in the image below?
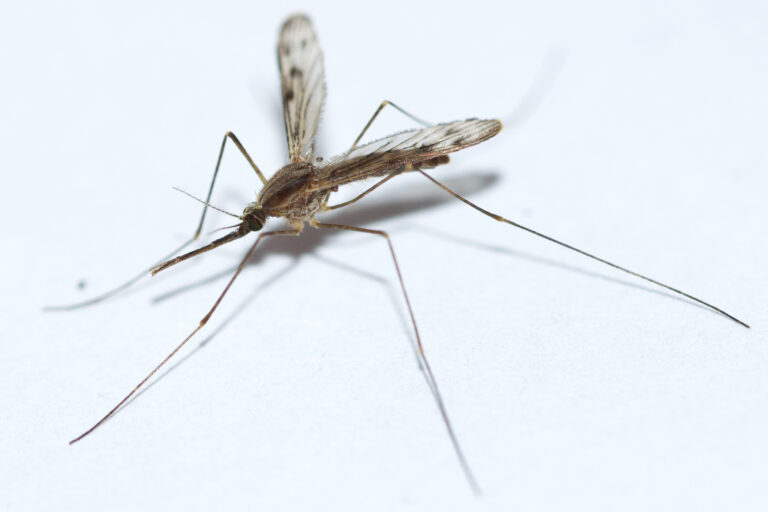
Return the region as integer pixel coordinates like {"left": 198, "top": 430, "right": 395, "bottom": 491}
{"left": 314, "top": 221, "right": 481, "bottom": 495}
{"left": 68, "top": 228, "right": 299, "bottom": 444}
{"left": 416, "top": 169, "right": 749, "bottom": 328}
{"left": 45, "top": 131, "right": 265, "bottom": 311}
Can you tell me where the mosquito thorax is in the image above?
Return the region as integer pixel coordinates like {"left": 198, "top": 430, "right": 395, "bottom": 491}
{"left": 241, "top": 205, "right": 266, "bottom": 232}
{"left": 256, "top": 162, "right": 317, "bottom": 210}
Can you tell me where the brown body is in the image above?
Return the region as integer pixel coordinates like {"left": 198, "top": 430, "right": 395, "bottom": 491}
{"left": 256, "top": 162, "right": 327, "bottom": 224}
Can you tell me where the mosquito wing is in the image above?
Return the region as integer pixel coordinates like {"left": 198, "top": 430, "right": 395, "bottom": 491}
{"left": 313, "top": 118, "right": 502, "bottom": 190}
{"left": 278, "top": 14, "right": 326, "bottom": 163}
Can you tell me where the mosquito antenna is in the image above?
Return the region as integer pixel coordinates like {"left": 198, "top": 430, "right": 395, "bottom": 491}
{"left": 418, "top": 170, "right": 749, "bottom": 329}
{"left": 172, "top": 187, "right": 240, "bottom": 219}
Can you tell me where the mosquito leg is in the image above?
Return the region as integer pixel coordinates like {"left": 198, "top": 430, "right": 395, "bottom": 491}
{"left": 346, "top": 100, "right": 432, "bottom": 154}
{"left": 313, "top": 221, "right": 481, "bottom": 495}
{"left": 45, "top": 132, "right": 266, "bottom": 312}
{"left": 417, "top": 169, "right": 750, "bottom": 328}
{"left": 324, "top": 173, "right": 399, "bottom": 211}
{"left": 195, "top": 131, "right": 267, "bottom": 239}
{"left": 68, "top": 228, "right": 299, "bottom": 445}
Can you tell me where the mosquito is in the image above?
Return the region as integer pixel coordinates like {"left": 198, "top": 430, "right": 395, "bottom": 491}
{"left": 49, "top": 14, "right": 748, "bottom": 495}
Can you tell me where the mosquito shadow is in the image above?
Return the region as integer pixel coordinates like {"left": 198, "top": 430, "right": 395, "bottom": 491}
{"left": 113, "top": 260, "right": 297, "bottom": 419}
{"left": 407, "top": 224, "right": 717, "bottom": 316}
{"left": 151, "top": 265, "right": 239, "bottom": 304}
{"left": 138, "top": 250, "right": 419, "bottom": 434}
{"left": 135, "top": 172, "right": 499, "bottom": 383}
{"left": 146, "top": 173, "right": 500, "bottom": 370}
{"left": 308, "top": 253, "right": 421, "bottom": 366}
{"left": 251, "top": 171, "right": 499, "bottom": 258}
{"left": 150, "top": 172, "right": 499, "bottom": 302}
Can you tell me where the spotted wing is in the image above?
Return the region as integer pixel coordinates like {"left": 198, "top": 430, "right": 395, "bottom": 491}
{"left": 313, "top": 118, "right": 502, "bottom": 190}
{"left": 278, "top": 14, "right": 326, "bottom": 163}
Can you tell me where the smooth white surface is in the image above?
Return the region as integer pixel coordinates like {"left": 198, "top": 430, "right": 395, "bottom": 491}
{"left": 1, "top": 1, "right": 766, "bottom": 510}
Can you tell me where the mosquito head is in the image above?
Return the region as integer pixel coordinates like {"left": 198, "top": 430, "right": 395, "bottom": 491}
{"left": 241, "top": 204, "right": 266, "bottom": 232}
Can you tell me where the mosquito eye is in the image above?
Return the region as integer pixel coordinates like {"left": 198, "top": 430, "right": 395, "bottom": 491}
{"left": 246, "top": 214, "right": 264, "bottom": 232}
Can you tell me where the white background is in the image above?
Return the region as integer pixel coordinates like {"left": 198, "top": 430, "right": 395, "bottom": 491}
{"left": 1, "top": 1, "right": 766, "bottom": 510}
